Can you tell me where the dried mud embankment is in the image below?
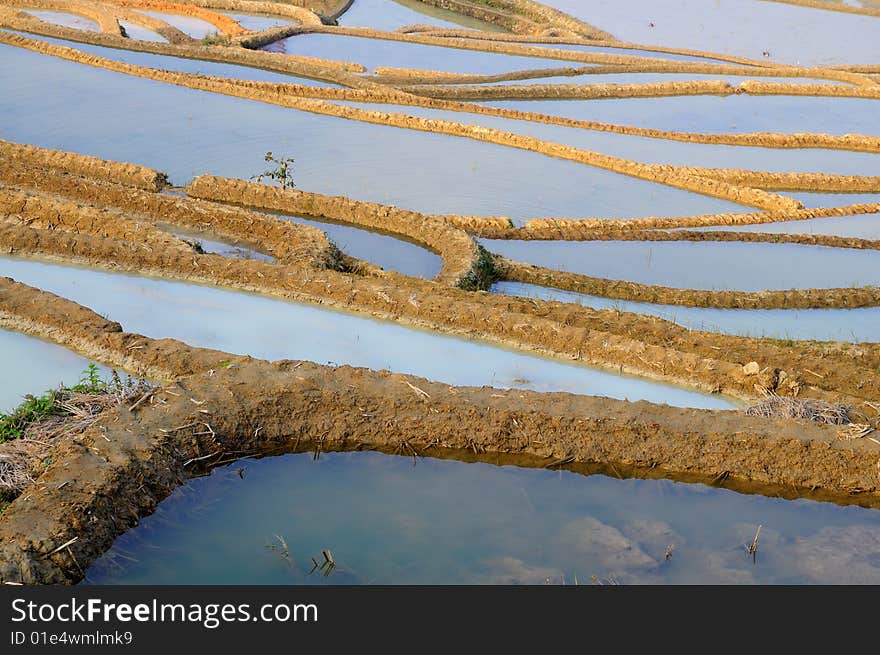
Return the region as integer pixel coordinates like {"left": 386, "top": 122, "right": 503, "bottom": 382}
{"left": 104, "top": 0, "right": 246, "bottom": 35}
{"left": 0, "top": 159, "right": 341, "bottom": 268}
{"left": 1, "top": 277, "right": 879, "bottom": 585}
{"left": 472, "top": 203, "right": 880, "bottom": 239}
{"left": 1, "top": 0, "right": 195, "bottom": 41}
{"left": 171, "top": 0, "right": 323, "bottom": 26}
{"left": 0, "top": 139, "right": 167, "bottom": 190}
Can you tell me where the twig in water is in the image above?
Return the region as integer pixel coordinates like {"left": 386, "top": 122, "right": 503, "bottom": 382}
{"left": 746, "top": 525, "right": 762, "bottom": 564}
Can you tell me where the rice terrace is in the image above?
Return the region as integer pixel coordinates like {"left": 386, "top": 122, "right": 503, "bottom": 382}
{"left": 1, "top": 0, "right": 880, "bottom": 585}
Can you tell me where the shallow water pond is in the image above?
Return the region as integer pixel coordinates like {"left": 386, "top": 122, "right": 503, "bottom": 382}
{"left": 0, "top": 328, "right": 108, "bottom": 413}
{"left": 785, "top": 192, "right": 880, "bottom": 209}
{"left": 117, "top": 20, "right": 166, "bottom": 42}
{"left": 543, "top": 0, "right": 880, "bottom": 66}
{"left": 481, "top": 238, "right": 880, "bottom": 291}
{"left": 21, "top": 9, "right": 99, "bottom": 31}
{"left": 0, "top": 42, "right": 745, "bottom": 222}
{"left": 84, "top": 451, "right": 880, "bottom": 584}
{"left": 337, "top": 101, "right": 880, "bottom": 176}
{"left": 222, "top": 11, "right": 293, "bottom": 32}
{"left": 338, "top": 0, "right": 504, "bottom": 32}
{"left": 134, "top": 9, "right": 219, "bottom": 40}
{"left": 695, "top": 213, "right": 880, "bottom": 240}
{"left": 0, "top": 256, "right": 734, "bottom": 408}
{"left": 492, "top": 280, "right": 880, "bottom": 343}
{"left": 481, "top": 95, "right": 880, "bottom": 137}
{"left": 264, "top": 32, "right": 590, "bottom": 74}
{"left": 163, "top": 226, "right": 274, "bottom": 263}
{"left": 275, "top": 213, "right": 443, "bottom": 279}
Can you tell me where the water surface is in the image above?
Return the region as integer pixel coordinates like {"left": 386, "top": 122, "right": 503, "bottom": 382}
{"left": 117, "top": 20, "right": 166, "bottom": 42}
{"left": 85, "top": 451, "right": 880, "bottom": 584}
{"left": 265, "top": 32, "right": 591, "bottom": 74}
{"left": 134, "top": 9, "right": 218, "bottom": 40}
{"left": 0, "top": 42, "right": 744, "bottom": 222}
{"left": 695, "top": 213, "right": 880, "bottom": 239}
{"left": 338, "top": 100, "right": 880, "bottom": 176}
{"left": 339, "top": 0, "right": 503, "bottom": 32}
{"left": 277, "top": 213, "right": 443, "bottom": 279}
{"left": 492, "top": 280, "right": 880, "bottom": 342}
{"left": 0, "top": 256, "right": 734, "bottom": 408}
{"left": 481, "top": 238, "right": 880, "bottom": 291}
{"left": 543, "top": 0, "right": 880, "bottom": 65}
{"left": 481, "top": 95, "right": 880, "bottom": 136}
{"left": 21, "top": 9, "right": 99, "bottom": 31}
{"left": 0, "top": 328, "right": 107, "bottom": 413}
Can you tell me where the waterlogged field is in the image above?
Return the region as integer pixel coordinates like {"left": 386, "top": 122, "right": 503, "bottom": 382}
{"left": 86, "top": 452, "right": 880, "bottom": 585}
{"left": 2, "top": 0, "right": 879, "bottom": 586}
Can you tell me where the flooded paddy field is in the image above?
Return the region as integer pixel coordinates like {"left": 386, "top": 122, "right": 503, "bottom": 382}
{"left": 482, "top": 239, "right": 880, "bottom": 291}
{"left": 481, "top": 95, "right": 880, "bottom": 137}
{"left": 492, "top": 280, "right": 880, "bottom": 343}
{"left": 264, "top": 32, "right": 593, "bottom": 73}
{"left": 2, "top": 0, "right": 880, "bottom": 586}
{"left": 0, "top": 255, "right": 733, "bottom": 408}
{"left": 542, "top": 0, "right": 880, "bottom": 65}
{"left": 85, "top": 451, "right": 880, "bottom": 584}
{"left": 339, "top": 0, "right": 503, "bottom": 31}
{"left": 0, "top": 328, "right": 109, "bottom": 412}
{"left": 337, "top": 101, "right": 880, "bottom": 176}
{"left": 0, "top": 41, "right": 748, "bottom": 221}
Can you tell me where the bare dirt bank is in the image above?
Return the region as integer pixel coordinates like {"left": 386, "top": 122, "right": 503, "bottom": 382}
{"left": 4, "top": 143, "right": 880, "bottom": 406}
{"left": 0, "top": 139, "right": 167, "bottom": 190}
{"left": 0, "top": 160, "right": 342, "bottom": 269}
{"left": 0, "top": 278, "right": 878, "bottom": 585}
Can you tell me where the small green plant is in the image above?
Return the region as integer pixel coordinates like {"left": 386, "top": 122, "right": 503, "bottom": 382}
{"left": 456, "top": 245, "right": 499, "bottom": 291}
{"left": 0, "top": 502, "right": 9, "bottom": 514}
{"left": 201, "top": 32, "right": 232, "bottom": 46}
{"left": 72, "top": 363, "right": 105, "bottom": 394}
{"left": 251, "top": 151, "right": 296, "bottom": 190}
{"left": 0, "top": 389, "right": 59, "bottom": 442}
{"left": 0, "top": 366, "right": 146, "bottom": 442}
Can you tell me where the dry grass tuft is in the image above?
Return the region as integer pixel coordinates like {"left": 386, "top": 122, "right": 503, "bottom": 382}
{"left": 744, "top": 393, "right": 850, "bottom": 425}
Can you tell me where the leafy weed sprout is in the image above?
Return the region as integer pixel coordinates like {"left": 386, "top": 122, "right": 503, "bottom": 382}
{"left": 251, "top": 151, "right": 296, "bottom": 190}
{"left": 0, "top": 364, "right": 150, "bottom": 442}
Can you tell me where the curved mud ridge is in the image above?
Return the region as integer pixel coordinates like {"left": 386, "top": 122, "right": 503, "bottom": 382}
{"left": 187, "top": 175, "right": 497, "bottom": 288}
{"left": 1, "top": 277, "right": 879, "bottom": 585}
